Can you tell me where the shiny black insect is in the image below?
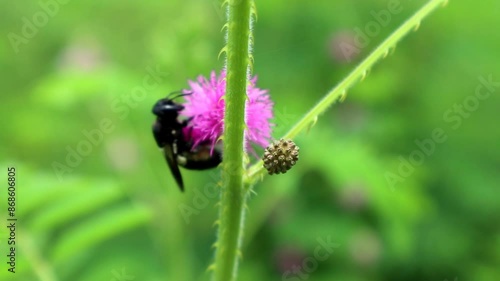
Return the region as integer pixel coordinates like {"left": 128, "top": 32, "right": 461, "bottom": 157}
{"left": 152, "top": 92, "right": 222, "bottom": 192}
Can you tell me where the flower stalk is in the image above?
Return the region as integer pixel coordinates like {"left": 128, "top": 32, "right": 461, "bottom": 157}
{"left": 244, "top": 0, "right": 448, "bottom": 185}
{"left": 213, "top": 0, "right": 253, "bottom": 280}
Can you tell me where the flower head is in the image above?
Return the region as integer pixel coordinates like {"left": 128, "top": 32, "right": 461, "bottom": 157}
{"left": 181, "top": 70, "right": 273, "bottom": 152}
{"left": 263, "top": 139, "right": 299, "bottom": 175}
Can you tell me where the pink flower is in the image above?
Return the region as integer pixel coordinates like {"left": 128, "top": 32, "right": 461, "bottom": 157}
{"left": 181, "top": 71, "right": 273, "bottom": 153}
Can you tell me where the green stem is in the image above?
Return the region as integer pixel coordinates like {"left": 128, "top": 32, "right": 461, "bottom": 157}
{"left": 245, "top": 0, "right": 448, "bottom": 184}
{"left": 213, "top": 1, "right": 253, "bottom": 281}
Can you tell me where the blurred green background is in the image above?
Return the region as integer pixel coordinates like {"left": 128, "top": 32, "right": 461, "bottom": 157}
{"left": 1, "top": 0, "right": 499, "bottom": 280}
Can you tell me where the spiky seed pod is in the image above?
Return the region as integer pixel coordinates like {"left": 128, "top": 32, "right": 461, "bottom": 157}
{"left": 263, "top": 139, "right": 299, "bottom": 175}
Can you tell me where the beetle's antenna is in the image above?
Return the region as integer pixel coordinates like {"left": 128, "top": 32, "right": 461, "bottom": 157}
{"left": 166, "top": 90, "right": 183, "bottom": 99}
{"left": 170, "top": 91, "right": 193, "bottom": 101}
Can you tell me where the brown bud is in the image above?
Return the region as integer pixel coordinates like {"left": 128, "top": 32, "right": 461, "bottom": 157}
{"left": 262, "top": 139, "right": 299, "bottom": 175}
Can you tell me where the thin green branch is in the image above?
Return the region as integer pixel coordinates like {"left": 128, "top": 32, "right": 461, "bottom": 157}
{"left": 245, "top": 0, "right": 448, "bottom": 184}
{"left": 212, "top": 0, "right": 253, "bottom": 281}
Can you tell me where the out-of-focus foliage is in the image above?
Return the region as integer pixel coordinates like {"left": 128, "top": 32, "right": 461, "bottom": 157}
{"left": 0, "top": 0, "right": 498, "bottom": 280}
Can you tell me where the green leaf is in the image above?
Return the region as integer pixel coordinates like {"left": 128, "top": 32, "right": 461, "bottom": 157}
{"left": 50, "top": 204, "right": 152, "bottom": 263}
{"left": 29, "top": 180, "right": 124, "bottom": 232}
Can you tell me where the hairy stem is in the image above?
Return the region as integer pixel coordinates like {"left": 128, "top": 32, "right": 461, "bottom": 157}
{"left": 213, "top": 0, "right": 253, "bottom": 280}
{"left": 245, "top": 0, "right": 448, "bottom": 184}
